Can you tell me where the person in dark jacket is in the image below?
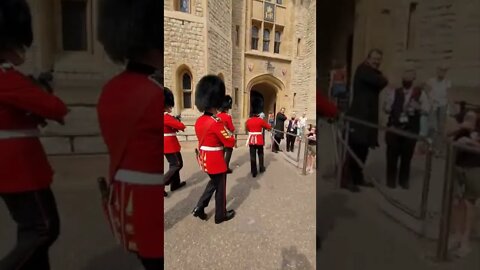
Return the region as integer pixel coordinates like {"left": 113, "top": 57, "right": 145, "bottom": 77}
{"left": 384, "top": 69, "right": 428, "bottom": 189}
{"left": 272, "top": 107, "right": 287, "bottom": 153}
{"left": 342, "top": 49, "right": 389, "bottom": 192}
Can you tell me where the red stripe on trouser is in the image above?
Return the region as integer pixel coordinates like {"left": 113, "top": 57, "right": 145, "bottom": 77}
{"left": 223, "top": 174, "right": 227, "bottom": 216}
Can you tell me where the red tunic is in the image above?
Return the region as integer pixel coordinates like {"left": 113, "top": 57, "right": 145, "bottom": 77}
{"left": 217, "top": 112, "right": 235, "bottom": 132}
{"left": 245, "top": 117, "right": 271, "bottom": 146}
{"left": 0, "top": 67, "right": 68, "bottom": 193}
{"left": 195, "top": 114, "right": 235, "bottom": 174}
{"left": 317, "top": 91, "right": 338, "bottom": 118}
{"left": 163, "top": 113, "right": 185, "bottom": 154}
{"left": 97, "top": 68, "right": 164, "bottom": 258}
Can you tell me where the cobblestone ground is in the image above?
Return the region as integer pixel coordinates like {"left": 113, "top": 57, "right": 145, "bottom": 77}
{"left": 164, "top": 146, "right": 316, "bottom": 270}
{"left": 317, "top": 123, "right": 480, "bottom": 270}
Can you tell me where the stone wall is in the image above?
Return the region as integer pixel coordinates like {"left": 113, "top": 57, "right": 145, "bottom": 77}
{"left": 356, "top": 0, "right": 480, "bottom": 102}
{"left": 164, "top": 6, "right": 207, "bottom": 120}
{"left": 207, "top": 0, "right": 233, "bottom": 95}
{"left": 290, "top": 0, "right": 316, "bottom": 122}
{"left": 231, "top": 0, "right": 245, "bottom": 127}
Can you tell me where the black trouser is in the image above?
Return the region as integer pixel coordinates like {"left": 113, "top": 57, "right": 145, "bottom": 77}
{"left": 286, "top": 134, "right": 296, "bottom": 152}
{"left": 224, "top": 147, "right": 233, "bottom": 169}
{"left": 343, "top": 141, "right": 370, "bottom": 186}
{"left": 0, "top": 188, "right": 60, "bottom": 270}
{"left": 164, "top": 152, "right": 183, "bottom": 190}
{"left": 386, "top": 132, "right": 417, "bottom": 188}
{"left": 249, "top": 145, "right": 265, "bottom": 175}
{"left": 139, "top": 256, "right": 164, "bottom": 270}
{"left": 196, "top": 173, "right": 227, "bottom": 221}
{"left": 272, "top": 135, "right": 282, "bottom": 152}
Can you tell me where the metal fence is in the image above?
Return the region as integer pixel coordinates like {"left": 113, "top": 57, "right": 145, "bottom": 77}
{"left": 235, "top": 128, "right": 312, "bottom": 176}
{"left": 323, "top": 113, "right": 480, "bottom": 262}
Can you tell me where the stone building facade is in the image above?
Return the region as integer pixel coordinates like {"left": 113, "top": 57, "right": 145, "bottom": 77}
{"left": 164, "top": 0, "right": 317, "bottom": 146}
{"left": 319, "top": 0, "right": 480, "bottom": 116}
{"left": 20, "top": 0, "right": 317, "bottom": 154}
{"left": 19, "top": 0, "right": 120, "bottom": 155}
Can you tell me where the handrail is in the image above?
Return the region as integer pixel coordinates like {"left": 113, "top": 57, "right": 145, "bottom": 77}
{"left": 340, "top": 114, "right": 428, "bottom": 142}
{"left": 323, "top": 114, "right": 434, "bottom": 220}
{"left": 331, "top": 123, "right": 426, "bottom": 219}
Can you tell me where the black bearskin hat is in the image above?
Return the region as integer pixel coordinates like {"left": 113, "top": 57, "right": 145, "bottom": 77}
{"left": 195, "top": 75, "right": 225, "bottom": 112}
{"left": 98, "top": 0, "right": 162, "bottom": 64}
{"left": 250, "top": 97, "right": 264, "bottom": 115}
{"left": 164, "top": 87, "right": 174, "bottom": 108}
{"left": 0, "top": 0, "right": 33, "bottom": 51}
{"left": 219, "top": 95, "right": 233, "bottom": 111}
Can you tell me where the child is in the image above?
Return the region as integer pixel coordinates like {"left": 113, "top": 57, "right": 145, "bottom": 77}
{"left": 449, "top": 110, "right": 480, "bottom": 257}
{"left": 307, "top": 126, "right": 317, "bottom": 173}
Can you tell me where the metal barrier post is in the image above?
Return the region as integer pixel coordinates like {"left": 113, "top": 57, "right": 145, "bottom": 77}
{"left": 337, "top": 119, "right": 349, "bottom": 189}
{"left": 420, "top": 140, "right": 434, "bottom": 221}
{"left": 302, "top": 132, "right": 309, "bottom": 175}
{"left": 436, "top": 143, "right": 456, "bottom": 261}
{"left": 296, "top": 132, "right": 303, "bottom": 165}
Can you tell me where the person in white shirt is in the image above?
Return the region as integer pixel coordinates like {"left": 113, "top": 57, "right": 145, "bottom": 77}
{"left": 383, "top": 69, "right": 429, "bottom": 189}
{"left": 298, "top": 112, "right": 307, "bottom": 138}
{"left": 426, "top": 64, "right": 452, "bottom": 151}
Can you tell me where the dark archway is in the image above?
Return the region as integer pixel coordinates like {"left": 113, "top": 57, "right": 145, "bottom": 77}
{"left": 250, "top": 83, "right": 277, "bottom": 116}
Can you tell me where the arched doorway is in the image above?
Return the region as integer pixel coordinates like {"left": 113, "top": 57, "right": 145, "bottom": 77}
{"left": 250, "top": 83, "right": 277, "bottom": 116}
{"left": 245, "top": 74, "right": 285, "bottom": 119}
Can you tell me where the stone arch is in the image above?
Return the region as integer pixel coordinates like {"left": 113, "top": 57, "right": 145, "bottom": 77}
{"left": 175, "top": 64, "right": 194, "bottom": 113}
{"left": 244, "top": 73, "right": 285, "bottom": 118}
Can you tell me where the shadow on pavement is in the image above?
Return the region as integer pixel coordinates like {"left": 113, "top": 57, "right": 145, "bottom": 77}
{"left": 317, "top": 192, "right": 356, "bottom": 251}
{"left": 164, "top": 171, "right": 209, "bottom": 230}
{"left": 280, "top": 246, "right": 314, "bottom": 270}
{"left": 82, "top": 247, "right": 140, "bottom": 270}
{"left": 221, "top": 172, "right": 261, "bottom": 215}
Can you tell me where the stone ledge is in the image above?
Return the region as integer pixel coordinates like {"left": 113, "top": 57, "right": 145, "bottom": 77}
{"left": 42, "top": 107, "right": 100, "bottom": 136}
{"left": 74, "top": 136, "right": 107, "bottom": 154}
{"left": 40, "top": 137, "right": 72, "bottom": 155}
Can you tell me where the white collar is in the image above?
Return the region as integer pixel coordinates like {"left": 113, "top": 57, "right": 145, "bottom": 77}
{"left": 0, "top": 62, "right": 14, "bottom": 71}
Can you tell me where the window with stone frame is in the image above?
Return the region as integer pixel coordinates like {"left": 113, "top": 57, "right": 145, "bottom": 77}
{"left": 274, "top": 31, "right": 282, "bottom": 53}
{"left": 251, "top": 26, "right": 259, "bottom": 50}
{"left": 182, "top": 72, "right": 193, "bottom": 109}
{"left": 234, "top": 87, "right": 239, "bottom": 106}
{"left": 276, "top": 0, "right": 283, "bottom": 4}
{"left": 60, "top": 0, "right": 90, "bottom": 51}
{"left": 263, "top": 28, "right": 271, "bottom": 52}
{"left": 176, "top": 0, "right": 190, "bottom": 13}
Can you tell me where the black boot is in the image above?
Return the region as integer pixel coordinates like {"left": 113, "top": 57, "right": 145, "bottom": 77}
{"left": 215, "top": 210, "right": 235, "bottom": 224}
{"left": 171, "top": 181, "right": 186, "bottom": 192}
{"left": 192, "top": 207, "right": 207, "bottom": 220}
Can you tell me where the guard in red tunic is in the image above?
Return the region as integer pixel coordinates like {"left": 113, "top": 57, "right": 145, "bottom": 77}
{"left": 164, "top": 87, "right": 186, "bottom": 197}
{"left": 97, "top": 0, "right": 164, "bottom": 269}
{"left": 0, "top": 1, "right": 68, "bottom": 269}
{"left": 246, "top": 97, "right": 272, "bottom": 177}
{"left": 192, "top": 75, "right": 236, "bottom": 224}
{"left": 217, "top": 95, "right": 235, "bottom": 173}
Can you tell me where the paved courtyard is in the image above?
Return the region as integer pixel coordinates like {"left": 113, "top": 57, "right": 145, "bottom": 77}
{"left": 0, "top": 142, "right": 315, "bottom": 270}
